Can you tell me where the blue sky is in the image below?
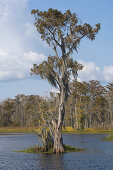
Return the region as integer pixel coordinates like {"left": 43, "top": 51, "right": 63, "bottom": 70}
{"left": 0, "top": 0, "right": 113, "bottom": 100}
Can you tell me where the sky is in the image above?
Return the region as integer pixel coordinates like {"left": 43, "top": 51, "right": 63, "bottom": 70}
{"left": 0, "top": 0, "right": 113, "bottom": 100}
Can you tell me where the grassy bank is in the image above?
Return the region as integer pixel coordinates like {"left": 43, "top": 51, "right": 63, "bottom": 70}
{"left": 0, "top": 127, "right": 39, "bottom": 133}
{"left": 0, "top": 127, "right": 112, "bottom": 134}
{"left": 17, "top": 144, "right": 85, "bottom": 154}
{"left": 63, "top": 127, "right": 111, "bottom": 134}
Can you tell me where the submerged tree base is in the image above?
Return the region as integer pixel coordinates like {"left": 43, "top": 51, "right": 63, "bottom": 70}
{"left": 18, "top": 144, "right": 85, "bottom": 154}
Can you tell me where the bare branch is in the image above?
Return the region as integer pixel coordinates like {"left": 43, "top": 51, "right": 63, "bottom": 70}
{"left": 53, "top": 45, "right": 59, "bottom": 58}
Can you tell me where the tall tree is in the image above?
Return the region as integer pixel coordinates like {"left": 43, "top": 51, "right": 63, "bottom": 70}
{"left": 31, "top": 8, "right": 100, "bottom": 153}
{"left": 106, "top": 83, "right": 113, "bottom": 126}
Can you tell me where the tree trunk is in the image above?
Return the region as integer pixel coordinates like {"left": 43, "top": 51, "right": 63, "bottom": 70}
{"left": 53, "top": 84, "right": 66, "bottom": 153}
{"left": 53, "top": 39, "right": 68, "bottom": 153}
{"left": 70, "top": 102, "right": 75, "bottom": 128}
{"left": 53, "top": 125, "right": 64, "bottom": 153}
{"left": 53, "top": 95, "right": 65, "bottom": 153}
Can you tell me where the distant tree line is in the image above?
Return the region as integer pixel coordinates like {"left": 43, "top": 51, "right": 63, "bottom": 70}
{"left": 65, "top": 80, "right": 113, "bottom": 130}
{"left": 0, "top": 94, "right": 42, "bottom": 127}
{"left": 0, "top": 80, "right": 113, "bottom": 129}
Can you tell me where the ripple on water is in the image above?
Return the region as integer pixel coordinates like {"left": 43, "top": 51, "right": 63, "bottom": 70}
{"left": 0, "top": 134, "right": 113, "bottom": 169}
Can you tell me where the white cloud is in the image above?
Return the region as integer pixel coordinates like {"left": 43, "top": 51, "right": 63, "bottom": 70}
{"left": 0, "top": 50, "right": 46, "bottom": 81}
{"left": 78, "top": 60, "right": 101, "bottom": 81}
{"left": 0, "top": 0, "right": 113, "bottom": 84}
{"left": 23, "top": 51, "right": 46, "bottom": 62}
{"left": 0, "top": 0, "right": 49, "bottom": 81}
{"left": 103, "top": 66, "right": 113, "bottom": 82}
{"left": 77, "top": 60, "right": 113, "bottom": 83}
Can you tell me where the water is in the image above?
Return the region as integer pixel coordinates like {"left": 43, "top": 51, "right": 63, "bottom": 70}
{"left": 0, "top": 134, "right": 113, "bottom": 169}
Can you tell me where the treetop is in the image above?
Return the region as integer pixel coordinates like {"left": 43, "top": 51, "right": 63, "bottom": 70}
{"left": 31, "top": 8, "right": 100, "bottom": 54}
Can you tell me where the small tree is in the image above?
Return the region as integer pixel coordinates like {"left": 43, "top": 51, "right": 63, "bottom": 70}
{"left": 31, "top": 8, "right": 100, "bottom": 153}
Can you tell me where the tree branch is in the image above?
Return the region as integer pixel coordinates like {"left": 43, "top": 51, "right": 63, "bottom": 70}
{"left": 45, "top": 26, "right": 62, "bottom": 47}
{"left": 67, "top": 35, "right": 85, "bottom": 55}
{"left": 53, "top": 45, "right": 59, "bottom": 58}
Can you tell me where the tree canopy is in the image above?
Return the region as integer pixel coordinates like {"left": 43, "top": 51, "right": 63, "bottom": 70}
{"left": 31, "top": 8, "right": 100, "bottom": 55}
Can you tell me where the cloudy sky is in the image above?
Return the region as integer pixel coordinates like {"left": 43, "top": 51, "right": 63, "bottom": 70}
{"left": 0, "top": 0, "right": 113, "bottom": 100}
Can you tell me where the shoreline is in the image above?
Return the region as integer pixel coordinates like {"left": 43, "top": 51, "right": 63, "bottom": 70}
{"left": 0, "top": 127, "right": 111, "bottom": 135}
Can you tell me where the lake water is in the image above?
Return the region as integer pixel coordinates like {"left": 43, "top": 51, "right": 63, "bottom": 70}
{"left": 0, "top": 133, "right": 113, "bottom": 169}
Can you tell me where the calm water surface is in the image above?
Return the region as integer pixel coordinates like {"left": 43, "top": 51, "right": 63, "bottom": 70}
{"left": 0, "top": 133, "right": 113, "bottom": 170}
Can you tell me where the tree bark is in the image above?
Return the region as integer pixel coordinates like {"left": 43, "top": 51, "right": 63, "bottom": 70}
{"left": 53, "top": 125, "right": 64, "bottom": 153}
{"left": 53, "top": 37, "right": 68, "bottom": 153}
{"left": 53, "top": 90, "right": 65, "bottom": 153}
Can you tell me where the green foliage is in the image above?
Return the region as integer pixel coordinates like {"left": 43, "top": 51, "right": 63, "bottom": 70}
{"left": 18, "top": 144, "right": 85, "bottom": 154}
{"left": 31, "top": 8, "right": 100, "bottom": 50}
{"left": 31, "top": 8, "right": 100, "bottom": 104}
{"left": 63, "top": 129, "right": 111, "bottom": 134}
{"left": 1, "top": 79, "right": 113, "bottom": 130}
{"left": 63, "top": 144, "right": 85, "bottom": 152}
{"left": 31, "top": 56, "right": 83, "bottom": 90}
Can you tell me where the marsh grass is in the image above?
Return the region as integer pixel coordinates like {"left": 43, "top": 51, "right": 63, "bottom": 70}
{"left": 102, "top": 134, "right": 113, "bottom": 141}
{"left": 17, "top": 144, "right": 85, "bottom": 154}
{"left": 63, "top": 127, "right": 111, "bottom": 134}
{"left": 0, "top": 127, "right": 39, "bottom": 133}
{"left": 0, "top": 127, "right": 111, "bottom": 134}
